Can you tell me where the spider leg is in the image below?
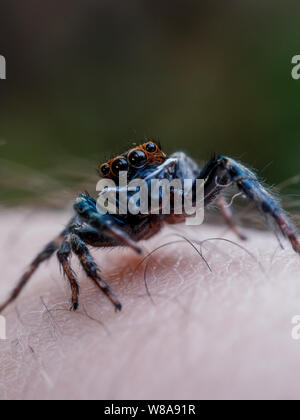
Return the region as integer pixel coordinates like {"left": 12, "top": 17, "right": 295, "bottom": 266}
{"left": 0, "top": 230, "right": 66, "bottom": 313}
{"left": 70, "top": 232, "right": 122, "bottom": 311}
{"left": 74, "top": 194, "right": 142, "bottom": 254}
{"left": 57, "top": 237, "right": 80, "bottom": 311}
{"left": 199, "top": 156, "right": 300, "bottom": 253}
{"left": 216, "top": 195, "right": 247, "bottom": 241}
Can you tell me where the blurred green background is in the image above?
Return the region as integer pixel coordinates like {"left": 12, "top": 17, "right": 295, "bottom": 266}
{"left": 0, "top": 0, "right": 300, "bottom": 207}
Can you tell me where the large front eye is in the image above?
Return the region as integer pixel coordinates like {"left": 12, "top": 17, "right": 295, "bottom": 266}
{"left": 128, "top": 149, "right": 147, "bottom": 168}
{"left": 145, "top": 142, "right": 157, "bottom": 153}
{"left": 112, "top": 157, "right": 128, "bottom": 175}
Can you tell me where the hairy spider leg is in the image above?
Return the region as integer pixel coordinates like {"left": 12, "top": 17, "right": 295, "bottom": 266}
{"left": 0, "top": 230, "right": 67, "bottom": 313}
{"left": 216, "top": 195, "right": 247, "bottom": 241}
{"left": 198, "top": 156, "right": 300, "bottom": 253}
{"left": 57, "top": 237, "right": 80, "bottom": 311}
{"left": 70, "top": 233, "right": 122, "bottom": 311}
{"left": 74, "top": 194, "right": 142, "bottom": 254}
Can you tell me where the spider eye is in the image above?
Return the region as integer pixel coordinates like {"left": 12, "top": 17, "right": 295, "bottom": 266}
{"left": 111, "top": 157, "right": 128, "bottom": 175}
{"left": 145, "top": 142, "right": 157, "bottom": 153}
{"left": 128, "top": 149, "right": 147, "bottom": 168}
{"left": 100, "top": 163, "right": 110, "bottom": 176}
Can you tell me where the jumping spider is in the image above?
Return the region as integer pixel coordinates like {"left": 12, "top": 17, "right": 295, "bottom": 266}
{"left": 1, "top": 140, "right": 300, "bottom": 313}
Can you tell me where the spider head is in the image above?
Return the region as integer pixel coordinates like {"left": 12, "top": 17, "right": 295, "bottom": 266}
{"left": 98, "top": 140, "right": 167, "bottom": 182}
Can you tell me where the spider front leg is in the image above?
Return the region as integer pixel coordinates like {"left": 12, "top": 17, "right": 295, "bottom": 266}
{"left": 70, "top": 233, "right": 122, "bottom": 311}
{"left": 57, "top": 237, "right": 80, "bottom": 311}
{"left": 57, "top": 225, "right": 122, "bottom": 311}
{"left": 74, "top": 194, "right": 142, "bottom": 254}
{"left": 199, "top": 156, "right": 300, "bottom": 254}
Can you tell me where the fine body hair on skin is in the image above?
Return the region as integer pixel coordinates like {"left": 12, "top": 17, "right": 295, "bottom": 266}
{"left": 1, "top": 209, "right": 300, "bottom": 400}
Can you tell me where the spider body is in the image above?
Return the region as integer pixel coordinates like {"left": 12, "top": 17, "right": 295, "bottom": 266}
{"left": 1, "top": 140, "right": 300, "bottom": 312}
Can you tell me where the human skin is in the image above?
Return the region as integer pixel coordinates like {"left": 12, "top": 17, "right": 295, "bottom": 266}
{"left": 1, "top": 208, "right": 300, "bottom": 400}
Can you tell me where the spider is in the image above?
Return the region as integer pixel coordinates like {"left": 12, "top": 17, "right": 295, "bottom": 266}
{"left": 1, "top": 140, "right": 299, "bottom": 313}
